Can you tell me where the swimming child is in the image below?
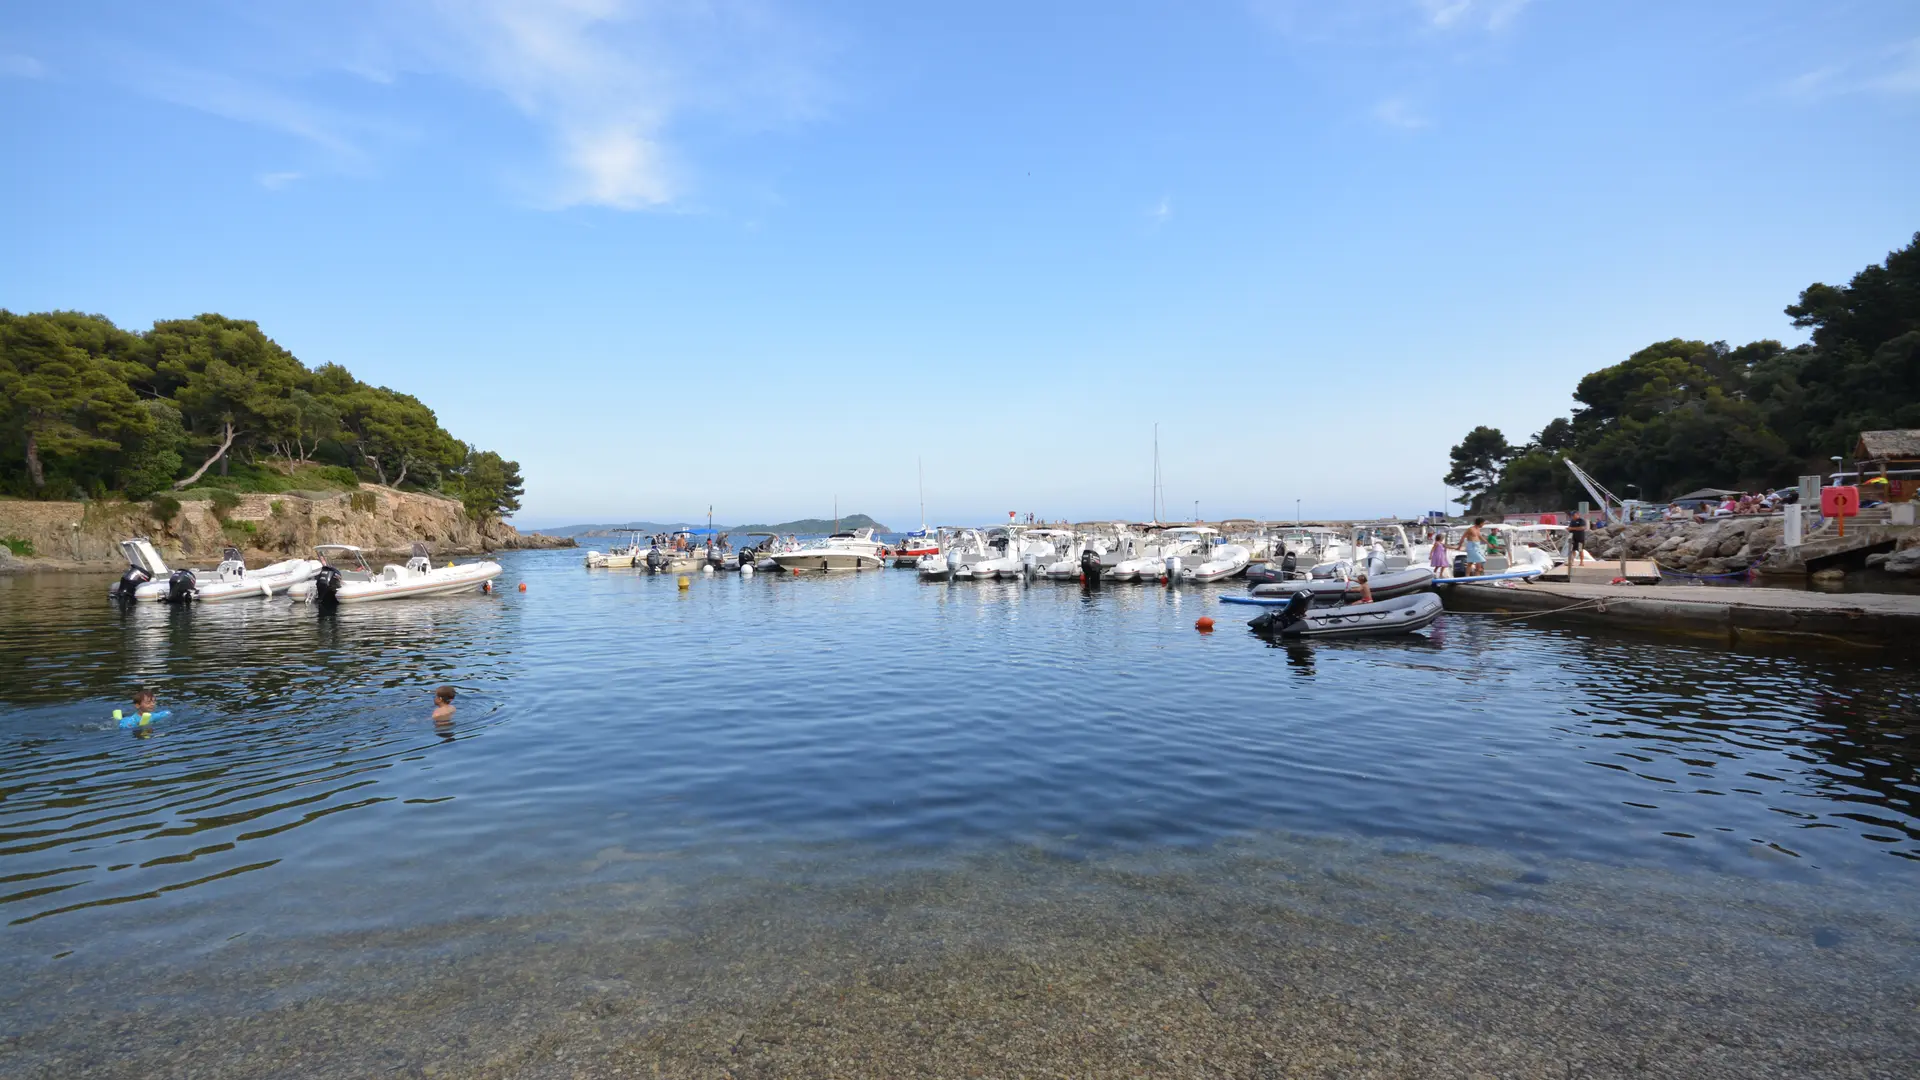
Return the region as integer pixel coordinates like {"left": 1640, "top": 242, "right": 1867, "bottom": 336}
{"left": 113, "top": 687, "right": 165, "bottom": 730}
{"left": 432, "top": 685, "right": 457, "bottom": 722}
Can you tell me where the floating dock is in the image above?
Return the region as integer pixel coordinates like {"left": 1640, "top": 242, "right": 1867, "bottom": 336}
{"left": 1438, "top": 580, "right": 1920, "bottom": 650}
{"left": 1536, "top": 560, "right": 1662, "bottom": 585}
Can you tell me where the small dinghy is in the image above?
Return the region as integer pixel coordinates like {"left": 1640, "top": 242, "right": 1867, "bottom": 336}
{"left": 112, "top": 538, "right": 320, "bottom": 603}
{"left": 1242, "top": 567, "right": 1434, "bottom": 605}
{"left": 287, "top": 544, "right": 501, "bottom": 604}
{"left": 1247, "top": 590, "right": 1444, "bottom": 639}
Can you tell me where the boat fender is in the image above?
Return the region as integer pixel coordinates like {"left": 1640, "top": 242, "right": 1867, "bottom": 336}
{"left": 517, "top": 582, "right": 527, "bottom": 592}
{"left": 113, "top": 709, "right": 171, "bottom": 728}
{"left": 166, "top": 569, "right": 197, "bottom": 603}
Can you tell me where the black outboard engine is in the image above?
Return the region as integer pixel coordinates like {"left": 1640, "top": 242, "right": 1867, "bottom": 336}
{"left": 166, "top": 568, "right": 198, "bottom": 603}
{"left": 1452, "top": 553, "right": 1469, "bottom": 578}
{"left": 647, "top": 547, "right": 668, "bottom": 573}
{"left": 313, "top": 565, "right": 345, "bottom": 605}
{"left": 1280, "top": 550, "right": 1298, "bottom": 576}
{"left": 1079, "top": 547, "right": 1104, "bottom": 583}
{"left": 113, "top": 565, "right": 151, "bottom": 601}
{"left": 1249, "top": 590, "right": 1312, "bottom": 636}
{"left": 707, "top": 546, "right": 725, "bottom": 570}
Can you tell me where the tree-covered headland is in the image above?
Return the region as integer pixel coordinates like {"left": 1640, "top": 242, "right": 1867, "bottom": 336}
{"left": 1446, "top": 231, "right": 1920, "bottom": 511}
{"left": 0, "top": 312, "right": 523, "bottom": 522}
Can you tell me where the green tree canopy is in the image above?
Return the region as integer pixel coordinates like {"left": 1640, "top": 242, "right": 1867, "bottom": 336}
{"left": 0, "top": 310, "right": 521, "bottom": 511}
{"left": 1446, "top": 230, "right": 1920, "bottom": 511}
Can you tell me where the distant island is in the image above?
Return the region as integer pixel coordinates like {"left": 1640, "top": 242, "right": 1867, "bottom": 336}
{"left": 551, "top": 514, "right": 891, "bottom": 539}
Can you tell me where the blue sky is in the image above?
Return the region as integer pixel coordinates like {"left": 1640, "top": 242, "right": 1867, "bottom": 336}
{"left": 3, "top": 1, "right": 1917, "bottom": 528}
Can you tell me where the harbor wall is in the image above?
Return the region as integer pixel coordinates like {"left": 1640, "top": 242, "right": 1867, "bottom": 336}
{"left": 0, "top": 486, "right": 572, "bottom": 571}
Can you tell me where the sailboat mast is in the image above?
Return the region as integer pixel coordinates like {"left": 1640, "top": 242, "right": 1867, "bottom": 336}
{"left": 1152, "top": 423, "right": 1159, "bottom": 523}
{"left": 918, "top": 457, "right": 926, "bottom": 530}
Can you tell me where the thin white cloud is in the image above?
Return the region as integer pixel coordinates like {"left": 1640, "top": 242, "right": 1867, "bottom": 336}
{"left": 1372, "top": 97, "right": 1430, "bottom": 129}
{"left": 257, "top": 170, "right": 304, "bottom": 190}
{"left": 1150, "top": 196, "right": 1172, "bottom": 225}
{"left": 1, "top": 52, "right": 46, "bottom": 78}
{"left": 1250, "top": 0, "right": 1532, "bottom": 41}
{"left": 91, "top": 1, "right": 832, "bottom": 210}
{"left": 132, "top": 62, "right": 381, "bottom": 164}
{"left": 1784, "top": 37, "right": 1920, "bottom": 99}
{"left": 404, "top": 0, "right": 830, "bottom": 210}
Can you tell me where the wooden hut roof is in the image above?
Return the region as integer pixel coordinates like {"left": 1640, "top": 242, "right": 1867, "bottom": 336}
{"left": 1856, "top": 429, "right": 1920, "bottom": 461}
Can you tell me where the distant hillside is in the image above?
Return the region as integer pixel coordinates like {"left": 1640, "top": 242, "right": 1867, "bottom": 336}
{"left": 547, "top": 514, "right": 890, "bottom": 538}
{"left": 731, "top": 514, "right": 890, "bottom": 534}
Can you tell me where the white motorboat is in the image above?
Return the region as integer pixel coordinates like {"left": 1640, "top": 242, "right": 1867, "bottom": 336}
{"left": 585, "top": 531, "right": 644, "bottom": 568}
{"left": 769, "top": 528, "right": 886, "bottom": 572}
{"left": 1106, "top": 526, "right": 1204, "bottom": 582}
{"left": 112, "top": 538, "right": 320, "bottom": 603}
{"left": 1176, "top": 539, "right": 1251, "bottom": 582}
{"left": 918, "top": 527, "right": 981, "bottom": 578}
{"left": 287, "top": 544, "right": 502, "bottom": 603}
{"left": 953, "top": 526, "right": 1056, "bottom": 580}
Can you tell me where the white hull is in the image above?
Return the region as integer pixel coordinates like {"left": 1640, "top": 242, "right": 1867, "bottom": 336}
{"left": 133, "top": 558, "right": 321, "bottom": 602}
{"left": 1177, "top": 544, "right": 1251, "bottom": 583}
{"left": 769, "top": 552, "right": 883, "bottom": 572}
{"left": 289, "top": 561, "right": 502, "bottom": 603}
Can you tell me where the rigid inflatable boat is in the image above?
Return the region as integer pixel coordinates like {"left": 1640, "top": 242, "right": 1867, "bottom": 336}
{"left": 287, "top": 544, "right": 501, "bottom": 604}
{"left": 1246, "top": 590, "right": 1444, "bottom": 640}
{"left": 1243, "top": 567, "right": 1435, "bottom": 605}
{"left": 112, "top": 538, "right": 320, "bottom": 603}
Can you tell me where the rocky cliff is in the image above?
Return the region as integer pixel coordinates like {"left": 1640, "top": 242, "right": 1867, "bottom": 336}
{"left": 0, "top": 486, "right": 571, "bottom": 571}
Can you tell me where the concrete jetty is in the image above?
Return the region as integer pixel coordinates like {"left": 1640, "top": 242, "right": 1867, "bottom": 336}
{"left": 1438, "top": 580, "right": 1920, "bottom": 650}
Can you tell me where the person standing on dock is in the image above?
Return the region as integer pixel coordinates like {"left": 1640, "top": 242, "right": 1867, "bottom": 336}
{"left": 1428, "top": 533, "right": 1451, "bottom": 577}
{"left": 1462, "top": 519, "right": 1488, "bottom": 576}
{"left": 1568, "top": 511, "right": 1588, "bottom": 566}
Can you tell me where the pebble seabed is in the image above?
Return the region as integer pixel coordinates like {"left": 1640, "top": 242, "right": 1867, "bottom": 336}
{"left": 6, "top": 835, "right": 1915, "bottom": 1079}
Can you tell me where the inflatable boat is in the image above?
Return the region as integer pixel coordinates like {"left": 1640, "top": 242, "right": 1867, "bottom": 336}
{"left": 1246, "top": 590, "right": 1444, "bottom": 639}
{"left": 112, "top": 538, "right": 320, "bottom": 603}
{"left": 1243, "top": 567, "right": 1435, "bottom": 605}
{"left": 1171, "top": 543, "right": 1251, "bottom": 583}
{"left": 287, "top": 544, "right": 501, "bottom": 604}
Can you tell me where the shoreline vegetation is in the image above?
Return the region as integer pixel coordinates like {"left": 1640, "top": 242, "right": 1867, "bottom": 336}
{"left": 0, "top": 311, "right": 524, "bottom": 526}
{"left": 1444, "top": 231, "right": 1920, "bottom": 513}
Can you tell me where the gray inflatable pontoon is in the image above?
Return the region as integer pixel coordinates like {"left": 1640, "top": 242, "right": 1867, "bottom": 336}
{"left": 1247, "top": 590, "right": 1444, "bottom": 639}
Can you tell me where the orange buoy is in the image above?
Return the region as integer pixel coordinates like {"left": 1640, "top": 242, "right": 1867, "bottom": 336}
{"left": 517, "top": 582, "right": 527, "bottom": 592}
{"left": 482, "top": 581, "right": 491, "bottom": 593}
{"left": 1195, "top": 617, "right": 1215, "bottom": 633}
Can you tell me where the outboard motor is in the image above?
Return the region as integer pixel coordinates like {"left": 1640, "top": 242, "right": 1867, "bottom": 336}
{"left": 1280, "top": 551, "right": 1298, "bottom": 576}
{"left": 1079, "top": 547, "right": 1104, "bottom": 583}
{"left": 313, "top": 565, "right": 345, "bottom": 605}
{"left": 707, "top": 546, "right": 725, "bottom": 570}
{"left": 1452, "top": 553, "right": 1469, "bottom": 578}
{"left": 112, "top": 565, "right": 152, "bottom": 602}
{"left": 166, "top": 568, "right": 198, "bottom": 604}
{"left": 1249, "top": 590, "right": 1313, "bottom": 636}
{"left": 646, "top": 547, "right": 668, "bottom": 573}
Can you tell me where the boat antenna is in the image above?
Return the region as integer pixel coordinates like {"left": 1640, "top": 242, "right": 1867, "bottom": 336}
{"left": 918, "top": 457, "right": 926, "bottom": 532}
{"left": 1152, "top": 423, "right": 1159, "bottom": 524}
{"left": 834, "top": 495, "right": 838, "bottom": 535}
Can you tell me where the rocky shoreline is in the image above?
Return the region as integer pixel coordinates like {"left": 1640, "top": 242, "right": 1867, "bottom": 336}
{"left": 1591, "top": 516, "right": 1920, "bottom": 577}
{"left": 0, "top": 486, "right": 572, "bottom": 573}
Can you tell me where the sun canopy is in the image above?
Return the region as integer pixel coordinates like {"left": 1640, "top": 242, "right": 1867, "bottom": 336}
{"left": 1670, "top": 488, "right": 1741, "bottom": 502}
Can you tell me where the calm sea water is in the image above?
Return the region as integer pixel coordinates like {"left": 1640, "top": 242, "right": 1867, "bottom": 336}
{"left": 1, "top": 550, "right": 1914, "bottom": 968}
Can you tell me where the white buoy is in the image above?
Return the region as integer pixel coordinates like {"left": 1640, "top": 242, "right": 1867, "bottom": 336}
{"left": 740, "top": 563, "right": 754, "bottom": 576}
{"left": 702, "top": 564, "right": 714, "bottom": 574}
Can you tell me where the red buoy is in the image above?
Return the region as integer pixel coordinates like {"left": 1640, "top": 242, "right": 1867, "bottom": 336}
{"left": 1195, "top": 617, "right": 1215, "bottom": 633}
{"left": 518, "top": 582, "right": 527, "bottom": 592}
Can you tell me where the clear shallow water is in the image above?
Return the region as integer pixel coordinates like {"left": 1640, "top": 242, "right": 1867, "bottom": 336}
{"left": 1, "top": 550, "right": 1915, "bottom": 967}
